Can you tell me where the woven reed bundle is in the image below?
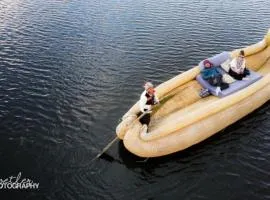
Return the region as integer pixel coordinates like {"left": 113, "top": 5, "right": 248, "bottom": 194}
{"left": 116, "top": 29, "right": 270, "bottom": 157}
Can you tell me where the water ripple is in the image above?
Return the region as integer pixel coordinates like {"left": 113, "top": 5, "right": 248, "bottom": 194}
{"left": 0, "top": 0, "right": 270, "bottom": 200}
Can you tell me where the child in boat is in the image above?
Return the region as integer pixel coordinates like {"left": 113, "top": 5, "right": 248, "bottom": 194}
{"left": 138, "top": 82, "right": 159, "bottom": 133}
{"left": 201, "top": 60, "right": 229, "bottom": 95}
{"left": 228, "top": 50, "right": 250, "bottom": 80}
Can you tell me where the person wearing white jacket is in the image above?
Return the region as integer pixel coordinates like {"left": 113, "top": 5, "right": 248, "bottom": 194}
{"left": 228, "top": 50, "right": 250, "bottom": 80}
{"left": 138, "top": 82, "right": 159, "bottom": 133}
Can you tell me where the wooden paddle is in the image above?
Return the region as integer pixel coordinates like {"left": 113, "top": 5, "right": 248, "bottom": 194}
{"left": 91, "top": 91, "right": 172, "bottom": 162}
{"left": 90, "top": 111, "right": 150, "bottom": 162}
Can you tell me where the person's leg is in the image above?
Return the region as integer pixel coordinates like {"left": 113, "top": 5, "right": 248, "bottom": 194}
{"left": 137, "top": 112, "right": 143, "bottom": 118}
{"left": 214, "top": 75, "right": 229, "bottom": 90}
{"left": 214, "top": 75, "right": 229, "bottom": 95}
{"left": 216, "top": 75, "right": 223, "bottom": 86}
{"left": 208, "top": 77, "right": 219, "bottom": 86}
{"left": 139, "top": 113, "right": 150, "bottom": 133}
{"left": 207, "top": 77, "right": 214, "bottom": 86}
{"left": 243, "top": 68, "right": 250, "bottom": 77}
{"left": 139, "top": 113, "right": 150, "bottom": 126}
{"left": 229, "top": 69, "right": 242, "bottom": 80}
{"left": 220, "top": 82, "right": 229, "bottom": 90}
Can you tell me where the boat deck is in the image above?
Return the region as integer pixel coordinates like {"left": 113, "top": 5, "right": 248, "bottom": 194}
{"left": 149, "top": 46, "right": 270, "bottom": 132}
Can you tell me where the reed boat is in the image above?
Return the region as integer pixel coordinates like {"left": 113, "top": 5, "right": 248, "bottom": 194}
{"left": 116, "top": 29, "right": 270, "bottom": 158}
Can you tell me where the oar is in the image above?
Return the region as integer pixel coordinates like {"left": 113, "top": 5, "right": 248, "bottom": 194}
{"left": 136, "top": 158, "right": 149, "bottom": 163}
{"left": 90, "top": 112, "right": 149, "bottom": 162}
{"left": 91, "top": 93, "right": 167, "bottom": 163}
{"left": 92, "top": 137, "right": 119, "bottom": 161}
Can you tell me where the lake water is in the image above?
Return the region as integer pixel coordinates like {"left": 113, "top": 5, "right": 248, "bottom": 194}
{"left": 0, "top": 0, "right": 270, "bottom": 199}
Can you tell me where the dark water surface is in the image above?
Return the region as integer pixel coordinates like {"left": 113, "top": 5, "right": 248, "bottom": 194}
{"left": 0, "top": 0, "right": 270, "bottom": 199}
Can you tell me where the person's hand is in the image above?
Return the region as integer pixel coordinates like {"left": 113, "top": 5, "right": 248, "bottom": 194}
{"left": 240, "top": 68, "right": 245, "bottom": 74}
{"left": 143, "top": 109, "right": 152, "bottom": 113}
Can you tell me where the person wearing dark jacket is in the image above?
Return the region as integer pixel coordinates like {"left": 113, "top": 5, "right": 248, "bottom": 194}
{"left": 201, "top": 60, "right": 229, "bottom": 95}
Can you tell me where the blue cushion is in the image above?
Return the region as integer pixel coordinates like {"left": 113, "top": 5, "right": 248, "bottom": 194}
{"left": 197, "top": 52, "right": 262, "bottom": 97}
{"left": 196, "top": 70, "right": 262, "bottom": 97}
{"left": 199, "top": 52, "right": 231, "bottom": 70}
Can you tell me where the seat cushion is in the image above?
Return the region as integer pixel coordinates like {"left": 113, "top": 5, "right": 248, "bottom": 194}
{"left": 220, "top": 58, "right": 232, "bottom": 72}
{"left": 196, "top": 70, "right": 262, "bottom": 97}
{"left": 199, "top": 52, "right": 231, "bottom": 69}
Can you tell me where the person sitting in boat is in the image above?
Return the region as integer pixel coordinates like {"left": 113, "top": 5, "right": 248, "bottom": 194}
{"left": 201, "top": 60, "right": 229, "bottom": 95}
{"left": 138, "top": 82, "right": 159, "bottom": 133}
{"left": 228, "top": 50, "right": 250, "bottom": 80}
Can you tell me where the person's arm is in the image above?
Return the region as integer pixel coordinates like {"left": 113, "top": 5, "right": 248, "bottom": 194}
{"left": 229, "top": 58, "right": 237, "bottom": 72}
{"left": 240, "top": 59, "right": 246, "bottom": 73}
{"left": 154, "top": 95, "right": 159, "bottom": 105}
{"left": 201, "top": 69, "right": 211, "bottom": 79}
{"left": 139, "top": 95, "right": 147, "bottom": 112}
{"left": 215, "top": 67, "right": 222, "bottom": 77}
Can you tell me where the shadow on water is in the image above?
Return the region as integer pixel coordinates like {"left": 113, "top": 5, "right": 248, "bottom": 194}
{"left": 99, "top": 101, "right": 269, "bottom": 170}
{"left": 1, "top": 0, "right": 270, "bottom": 199}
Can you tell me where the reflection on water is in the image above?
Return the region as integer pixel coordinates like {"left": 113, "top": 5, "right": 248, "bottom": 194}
{"left": 0, "top": 0, "right": 269, "bottom": 199}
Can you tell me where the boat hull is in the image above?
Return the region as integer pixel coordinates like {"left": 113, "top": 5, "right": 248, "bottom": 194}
{"left": 116, "top": 29, "right": 270, "bottom": 157}
{"left": 123, "top": 82, "right": 269, "bottom": 157}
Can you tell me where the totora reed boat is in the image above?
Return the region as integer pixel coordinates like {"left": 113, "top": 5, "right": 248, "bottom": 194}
{"left": 116, "top": 29, "right": 270, "bottom": 158}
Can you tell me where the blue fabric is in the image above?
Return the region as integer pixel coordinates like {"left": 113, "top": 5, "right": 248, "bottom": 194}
{"left": 197, "top": 52, "right": 262, "bottom": 97}
{"left": 196, "top": 70, "right": 262, "bottom": 97}
{"left": 201, "top": 67, "right": 222, "bottom": 80}
{"left": 199, "top": 51, "right": 231, "bottom": 70}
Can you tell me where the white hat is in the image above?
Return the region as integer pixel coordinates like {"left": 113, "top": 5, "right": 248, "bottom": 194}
{"left": 144, "top": 82, "right": 154, "bottom": 90}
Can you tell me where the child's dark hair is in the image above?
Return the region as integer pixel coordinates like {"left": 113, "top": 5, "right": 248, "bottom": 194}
{"left": 240, "top": 50, "right": 245, "bottom": 56}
